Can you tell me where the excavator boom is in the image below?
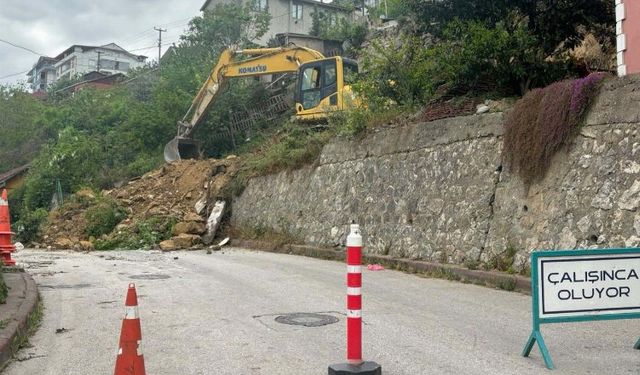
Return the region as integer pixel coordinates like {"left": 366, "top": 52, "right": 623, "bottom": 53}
{"left": 164, "top": 46, "right": 325, "bottom": 162}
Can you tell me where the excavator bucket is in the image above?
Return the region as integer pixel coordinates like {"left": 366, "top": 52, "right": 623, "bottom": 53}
{"left": 163, "top": 137, "right": 201, "bottom": 163}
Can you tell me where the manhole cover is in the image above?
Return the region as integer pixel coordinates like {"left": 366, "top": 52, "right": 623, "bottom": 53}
{"left": 274, "top": 313, "right": 339, "bottom": 327}
{"left": 129, "top": 274, "right": 170, "bottom": 280}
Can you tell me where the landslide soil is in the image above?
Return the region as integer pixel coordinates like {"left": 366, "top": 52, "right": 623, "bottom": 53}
{"left": 42, "top": 157, "right": 239, "bottom": 249}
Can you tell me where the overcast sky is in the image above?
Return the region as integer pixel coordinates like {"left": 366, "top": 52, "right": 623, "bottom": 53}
{"left": 0, "top": 0, "right": 206, "bottom": 86}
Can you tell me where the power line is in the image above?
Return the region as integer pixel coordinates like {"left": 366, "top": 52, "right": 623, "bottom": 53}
{"left": 128, "top": 45, "right": 158, "bottom": 52}
{"left": 122, "top": 32, "right": 158, "bottom": 48}
{"left": 127, "top": 37, "right": 180, "bottom": 54}
{"left": 158, "top": 17, "right": 193, "bottom": 28}
{"left": 0, "top": 70, "right": 29, "bottom": 80}
{"left": 0, "top": 38, "right": 44, "bottom": 56}
{"left": 120, "top": 29, "right": 156, "bottom": 44}
{"left": 120, "top": 17, "right": 191, "bottom": 49}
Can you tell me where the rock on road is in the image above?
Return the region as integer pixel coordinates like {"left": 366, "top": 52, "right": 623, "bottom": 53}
{"left": 3, "top": 248, "right": 639, "bottom": 375}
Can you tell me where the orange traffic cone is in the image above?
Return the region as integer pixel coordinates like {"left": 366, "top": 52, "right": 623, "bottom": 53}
{"left": 114, "top": 283, "right": 146, "bottom": 375}
{"left": 0, "top": 189, "right": 16, "bottom": 266}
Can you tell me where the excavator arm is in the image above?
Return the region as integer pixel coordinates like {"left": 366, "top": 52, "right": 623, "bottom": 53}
{"left": 164, "top": 46, "right": 325, "bottom": 162}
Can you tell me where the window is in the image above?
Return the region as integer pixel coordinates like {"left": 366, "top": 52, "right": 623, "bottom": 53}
{"left": 299, "top": 60, "right": 339, "bottom": 110}
{"left": 254, "top": 0, "right": 268, "bottom": 12}
{"left": 322, "top": 60, "right": 338, "bottom": 105}
{"left": 324, "top": 63, "right": 336, "bottom": 87}
{"left": 59, "top": 61, "right": 71, "bottom": 72}
{"left": 101, "top": 59, "right": 130, "bottom": 71}
{"left": 301, "top": 66, "right": 321, "bottom": 91}
{"left": 292, "top": 3, "right": 303, "bottom": 20}
{"left": 329, "top": 13, "right": 338, "bottom": 26}
{"left": 300, "top": 65, "right": 322, "bottom": 109}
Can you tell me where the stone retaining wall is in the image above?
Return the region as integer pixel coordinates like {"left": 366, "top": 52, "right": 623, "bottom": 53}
{"left": 232, "top": 76, "right": 640, "bottom": 269}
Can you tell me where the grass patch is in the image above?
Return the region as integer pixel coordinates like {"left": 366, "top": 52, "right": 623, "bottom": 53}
{"left": 242, "top": 122, "right": 333, "bottom": 177}
{"left": 0, "top": 271, "right": 7, "bottom": 305}
{"left": 497, "top": 278, "right": 517, "bottom": 291}
{"left": 8, "top": 298, "right": 44, "bottom": 362}
{"left": 484, "top": 244, "right": 518, "bottom": 272}
{"left": 464, "top": 258, "right": 480, "bottom": 271}
{"left": 228, "top": 107, "right": 413, "bottom": 198}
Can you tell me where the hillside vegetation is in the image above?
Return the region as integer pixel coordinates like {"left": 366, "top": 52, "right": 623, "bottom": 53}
{"left": 1, "top": 1, "right": 615, "bottom": 245}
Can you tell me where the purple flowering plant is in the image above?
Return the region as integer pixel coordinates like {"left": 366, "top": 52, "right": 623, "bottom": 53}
{"left": 504, "top": 72, "right": 608, "bottom": 186}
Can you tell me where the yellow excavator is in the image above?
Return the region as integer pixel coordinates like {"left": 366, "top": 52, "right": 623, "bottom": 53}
{"left": 164, "top": 46, "right": 359, "bottom": 162}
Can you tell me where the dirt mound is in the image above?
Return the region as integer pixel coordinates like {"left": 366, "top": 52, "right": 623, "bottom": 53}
{"left": 111, "top": 158, "right": 236, "bottom": 220}
{"left": 41, "top": 157, "right": 239, "bottom": 250}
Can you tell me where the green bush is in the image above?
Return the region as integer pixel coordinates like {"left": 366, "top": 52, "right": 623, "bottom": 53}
{"left": 367, "top": 0, "right": 410, "bottom": 20}
{"left": 84, "top": 199, "right": 126, "bottom": 238}
{"left": 14, "top": 208, "right": 48, "bottom": 243}
{"left": 358, "top": 18, "right": 573, "bottom": 108}
{"left": 358, "top": 34, "right": 431, "bottom": 106}
{"left": 309, "top": 11, "right": 367, "bottom": 51}
{"left": 93, "top": 217, "right": 176, "bottom": 250}
{"left": 134, "top": 217, "right": 176, "bottom": 248}
{"left": 23, "top": 127, "right": 105, "bottom": 212}
{"left": 0, "top": 271, "right": 7, "bottom": 305}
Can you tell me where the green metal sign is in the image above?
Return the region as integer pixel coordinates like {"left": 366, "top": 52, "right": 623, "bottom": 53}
{"left": 522, "top": 248, "right": 640, "bottom": 369}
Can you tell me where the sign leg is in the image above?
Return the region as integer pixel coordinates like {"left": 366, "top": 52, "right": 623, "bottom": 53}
{"left": 522, "top": 330, "right": 554, "bottom": 369}
{"left": 522, "top": 331, "right": 536, "bottom": 357}
{"left": 534, "top": 331, "right": 554, "bottom": 370}
{"left": 634, "top": 337, "right": 640, "bottom": 350}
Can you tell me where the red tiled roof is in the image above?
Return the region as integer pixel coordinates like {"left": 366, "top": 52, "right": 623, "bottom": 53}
{"left": 0, "top": 164, "right": 29, "bottom": 185}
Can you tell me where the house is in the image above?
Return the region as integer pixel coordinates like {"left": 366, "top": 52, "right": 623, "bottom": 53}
{"left": 0, "top": 165, "right": 29, "bottom": 193}
{"left": 200, "top": 0, "right": 360, "bottom": 45}
{"left": 27, "top": 57, "right": 58, "bottom": 92}
{"left": 57, "top": 71, "right": 126, "bottom": 94}
{"left": 27, "top": 43, "right": 147, "bottom": 92}
{"left": 274, "top": 32, "right": 344, "bottom": 56}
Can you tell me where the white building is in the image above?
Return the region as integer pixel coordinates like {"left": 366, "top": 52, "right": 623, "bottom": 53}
{"left": 27, "top": 56, "right": 58, "bottom": 92}
{"left": 200, "top": 0, "right": 361, "bottom": 45}
{"left": 27, "top": 43, "right": 147, "bottom": 92}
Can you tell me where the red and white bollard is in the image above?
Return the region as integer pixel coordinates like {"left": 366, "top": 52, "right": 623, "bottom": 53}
{"left": 347, "top": 223, "right": 363, "bottom": 364}
{"left": 328, "top": 223, "right": 381, "bottom": 375}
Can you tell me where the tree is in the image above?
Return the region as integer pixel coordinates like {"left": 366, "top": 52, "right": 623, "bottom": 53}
{"left": 0, "top": 87, "right": 49, "bottom": 173}
{"left": 158, "top": 4, "right": 272, "bottom": 158}
{"left": 407, "top": 0, "right": 615, "bottom": 57}
{"left": 181, "top": 4, "right": 270, "bottom": 54}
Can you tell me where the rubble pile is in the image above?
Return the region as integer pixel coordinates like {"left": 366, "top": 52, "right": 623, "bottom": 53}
{"left": 41, "top": 157, "right": 239, "bottom": 251}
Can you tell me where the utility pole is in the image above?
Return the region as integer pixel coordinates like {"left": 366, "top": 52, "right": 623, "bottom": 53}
{"left": 97, "top": 51, "right": 102, "bottom": 72}
{"left": 154, "top": 27, "right": 167, "bottom": 69}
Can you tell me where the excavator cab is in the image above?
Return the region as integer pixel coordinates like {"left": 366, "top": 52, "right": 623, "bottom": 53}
{"left": 295, "top": 56, "right": 359, "bottom": 119}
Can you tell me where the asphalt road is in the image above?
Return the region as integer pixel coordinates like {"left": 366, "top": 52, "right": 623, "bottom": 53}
{"left": 3, "top": 248, "right": 639, "bottom": 375}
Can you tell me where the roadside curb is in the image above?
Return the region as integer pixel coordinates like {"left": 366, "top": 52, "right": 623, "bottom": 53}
{"left": 0, "top": 270, "right": 40, "bottom": 368}
{"left": 232, "top": 239, "right": 531, "bottom": 294}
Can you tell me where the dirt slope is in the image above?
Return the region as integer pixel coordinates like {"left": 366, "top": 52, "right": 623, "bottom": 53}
{"left": 41, "top": 157, "right": 239, "bottom": 250}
